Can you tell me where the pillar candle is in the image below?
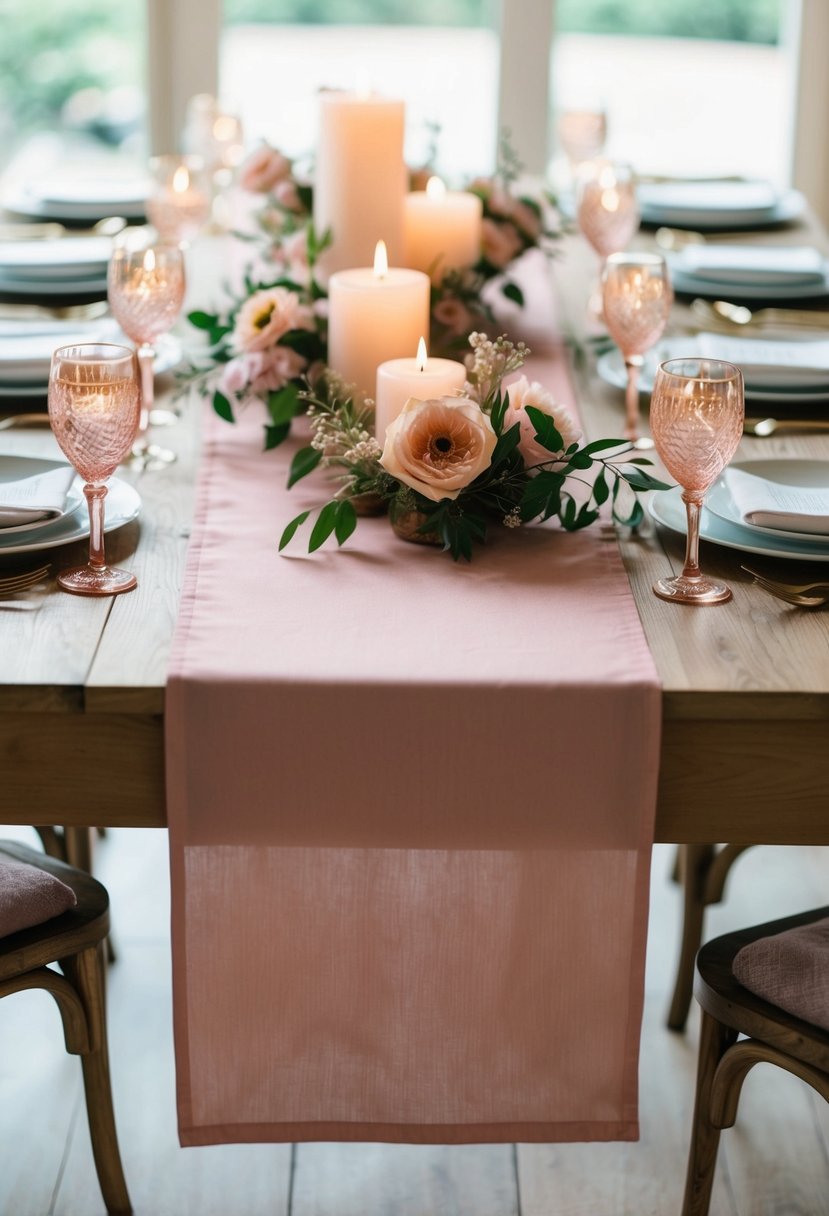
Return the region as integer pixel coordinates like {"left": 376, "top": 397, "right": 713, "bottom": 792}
{"left": 314, "top": 91, "right": 406, "bottom": 273}
{"left": 403, "top": 177, "right": 483, "bottom": 283}
{"left": 327, "top": 242, "right": 431, "bottom": 401}
{"left": 375, "top": 339, "right": 467, "bottom": 442}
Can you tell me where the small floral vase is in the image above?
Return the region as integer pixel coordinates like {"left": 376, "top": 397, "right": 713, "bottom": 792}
{"left": 390, "top": 509, "right": 442, "bottom": 546}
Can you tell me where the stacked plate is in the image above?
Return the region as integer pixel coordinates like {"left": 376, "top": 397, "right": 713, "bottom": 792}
{"left": 0, "top": 235, "right": 113, "bottom": 299}
{"left": 597, "top": 332, "right": 829, "bottom": 411}
{"left": 638, "top": 180, "right": 805, "bottom": 232}
{"left": 650, "top": 459, "right": 829, "bottom": 562}
{"left": 667, "top": 243, "right": 829, "bottom": 302}
{"left": 0, "top": 454, "right": 140, "bottom": 557}
{"left": 0, "top": 316, "right": 181, "bottom": 400}
{"left": 1, "top": 177, "right": 148, "bottom": 224}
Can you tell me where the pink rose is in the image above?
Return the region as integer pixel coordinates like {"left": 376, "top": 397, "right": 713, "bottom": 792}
{"left": 247, "top": 346, "right": 307, "bottom": 395}
{"left": 503, "top": 375, "right": 582, "bottom": 471}
{"left": 481, "top": 218, "right": 523, "bottom": 269}
{"left": 233, "top": 286, "right": 314, "bottom": 353}
{"left": 511, "top": 200, "right": 541, "bottom": 240}
{"left": 219, "top": 356, "right": 249, "bottom": 396}
{"left": 239, "top": 144, "right": 292, "bottom": 194}
{"left": 432, "top": 296, "right": 475, "bottom": 337}
{"left": 274, "top": 180, "right": 302, "bottom": 212}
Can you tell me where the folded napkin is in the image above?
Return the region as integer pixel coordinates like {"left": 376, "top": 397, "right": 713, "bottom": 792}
{"left": 675, "top": 245, "right": 826, "bottom": 288}
{"left": 724, "top": 466, "right": 829, "bottom": 535}
{"left": 0, "top": 464, "right": 76, "bottom": 529}
{"left": 733, "top": 918, "right": 829, "bottom": 1032}
{"left": 639, "top": 180, "right": 779, "bottom": 219}
{"left": 695, "top": 332, "right": 829, "bottom": 391}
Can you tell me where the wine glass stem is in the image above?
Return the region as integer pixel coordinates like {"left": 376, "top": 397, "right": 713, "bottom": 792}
{"left": 84, "top": 483, "right": 108, "bottom": 571}
{"left": 681, "top": 491, "right": 704, "bottom": 581}
{"left": 137, "top": 344, "right": 155, "bottom": 439}
{"left": 624, "top": 358, "right": 641, "bottom": 441}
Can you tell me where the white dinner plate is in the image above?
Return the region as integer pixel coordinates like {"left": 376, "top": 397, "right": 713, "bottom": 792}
{"left": 669, "top": 266, "right": 829, "bottom": 302}
{"left": 0, "top": 455, "right": 84, "bottom": 535}
{"left": 0, "top": 472, "right": 140, "bottom": 555}
{"left": 649, "top": 480, "right": 829, "bottom": 562}
{"left": 596, "top": 346, "right": 829, "bottom": 404}
{"left": 0, "top": 332, "right": 183, "bottom": 395}
{"left": 0, "top": 272, "right": 109, "bottom": 297}
{"left": 705, "top": 459, "right": 829, "bottom": 546}
{"left": 0, "top": 180, "right": 148, "bottom": 223}
{"left": 639, "top": 188, "right": 805, "bottom": 232}
{"left": 0, "top": 237, "right": 112, "bottom": 280}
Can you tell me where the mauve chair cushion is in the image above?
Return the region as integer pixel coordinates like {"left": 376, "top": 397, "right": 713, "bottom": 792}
{"left": 0, "top": 855, "right": 77, "bottom": 937}
{"left": 733, "top": 917, "right": 829, "bottom": 1032}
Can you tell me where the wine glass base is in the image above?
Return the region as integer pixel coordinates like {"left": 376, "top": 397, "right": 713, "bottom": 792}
{"left": 631, "top": 435, "right": 655, "bottom": 451}
{"left": 58, "top": 565, "right": 137, "bottom": 597}
{"left": 148, "top": 407, "right": 180, "bottom": 427}
{"left": 130, "top": 440, "right": 177, "bottom": 470}
{"left": 653, "top": 574, "right": 732, "bottom": 605}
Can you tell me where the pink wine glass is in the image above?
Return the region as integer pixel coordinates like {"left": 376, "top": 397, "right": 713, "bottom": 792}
{"left": 107, "top": 241, "right": 185, "bottom": 462}
{"left": 558, "top": 108, "right": 607, "bottom": 170}
{"left": 576, "top": 160, "right": 639, "bottom": 260}
{"left": 48, "top": 343, "right": 140, "bottom": 597}
{"left": 650, "top": 358, "right": 744, "bottom": 606}
{"left": 602, "top": 251, "right": 672, "bottom": 447}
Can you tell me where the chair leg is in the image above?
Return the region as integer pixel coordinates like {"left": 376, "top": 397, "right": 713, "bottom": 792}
{"left": 681, "top": 1010, "right": 738, "bottom": 1216}
{"left": 63, "top": 944, "right": 132, "bottom": 1215}
{"left": 64, "top": 826, "right": 94, "bottom": 872}
{"left": 668, "top": 845, "right": 716, "bottom": 1031}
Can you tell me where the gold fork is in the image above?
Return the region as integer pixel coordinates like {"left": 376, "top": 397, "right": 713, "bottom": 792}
{"left": 742, "top": 566, "right": 829, "bottom": 607}
{"left": 0, "top": 563, "right": 51, "bottom": 596}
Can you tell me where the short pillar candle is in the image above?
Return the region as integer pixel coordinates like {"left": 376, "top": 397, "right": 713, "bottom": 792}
{"left": 375, "top": 339, "right": 467, "bottom": 442}
{"left": 403, "top": 177, "right": 483, "bottom": 283}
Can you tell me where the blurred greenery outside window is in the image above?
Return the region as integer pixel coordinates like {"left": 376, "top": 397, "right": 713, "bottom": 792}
{"left": 223, "top": 0, "right": 778, "bottom": 42}
{"left": 0, "top": 0, "right": 144, "bottom": 172}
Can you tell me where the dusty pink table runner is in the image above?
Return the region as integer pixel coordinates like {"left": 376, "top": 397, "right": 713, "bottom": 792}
{"left": 166, "top": 275, "right": 661, "bottom": 1147}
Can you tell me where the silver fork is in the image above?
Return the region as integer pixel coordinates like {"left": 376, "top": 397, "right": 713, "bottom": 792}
{"left": 742, "top": 566, "right": 829, "bottom": 607}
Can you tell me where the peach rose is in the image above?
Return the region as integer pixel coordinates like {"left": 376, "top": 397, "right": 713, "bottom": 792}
{"left": 219, "top": 347, "right": 306, "bottom": 398}
{"left": 233, "top": 286, "right": 314, "bottom": 353}
{"left": 274, "top": 180, "right": 303, "bottom": 212}
{"left": 481, "top": 218, "right": 523, "bottom": 269}
{"left": 432, "top": 296, "right": 475, "bottom": 336}
{"left": 239, "top": 144, "right": 292, "bottom": 194}
{"left": 503, "top": 375, "right": 582, "bottom": 471}
{"left": 380, "top": 396, "right": 496, "bottom": 503}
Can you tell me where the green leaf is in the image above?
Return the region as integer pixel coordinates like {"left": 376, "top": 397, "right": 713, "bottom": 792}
{"left": 264, "top": 422, "right": 291, "bottom": 450}
{"left": 188, "top": 309, "right": 219, "bottom": 330}
{"left": 308, "top": 501, "right": 339, "bottom": 552}
{"left": 501, "top": 281, "right": 525, "bottom": 306}
{"left": 573, "top": 503, "right": 600, "bottom": 530}
{"left": 593, "top": 468, "right": 609, "bottom": 506}
{"left": 491, "top": 422, "right": 522, "bottom": 465}
{"left": 278, "top": 510, "right": 310, "bottom": 551}
{"left": 563, "top": 451, "right": 594, "bottom": 471}
{"left": 288, "top": 445, "right": 322, "bottom": 488}
{"left": 525, "top": 405, "right": 563, "bottom": 454}
{"left": 581, "top": 437, "right": 626, "bottom": 456}
{"left": 561, "top": 495, "right": 578, "bottom": 529}
{"left": 614, "top": 498, "right": 645, "bottom": 530}
{"left": 520, "top": 470, "right": 564, "bottom": 522}
{"left": 334, "top": 499, "right": 357, "bottom": 546}
{"left": 213, "top": 391, "right": 235, "bottom": 423}
{"left": 621, "top": 469, "right": 673, "bottom": 493}
{"left": 490, "top": 388, "right": 509, "bottom": 436}
{"left": 267, "top": 382, "right": 301, "bottom": 426}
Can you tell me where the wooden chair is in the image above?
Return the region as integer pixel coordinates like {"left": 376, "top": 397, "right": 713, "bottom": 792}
{"left": 682, "top": 906, "right": 829, "bottom": 1216}
{"left": 0, "top": 841, "right": 131, "bottom": 1214}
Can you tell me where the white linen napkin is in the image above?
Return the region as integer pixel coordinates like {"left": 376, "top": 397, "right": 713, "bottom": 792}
{"left": 0, "top": 464, "right": 76, "bottom": 529}
{"left": 724, "top": 467, "right": 829, "bottom": 535}
{"left": 695, "top": 333, "right": 829, "bottom": 390}
{"left": 675, "top": 244, "right": 826, "bottom": 288}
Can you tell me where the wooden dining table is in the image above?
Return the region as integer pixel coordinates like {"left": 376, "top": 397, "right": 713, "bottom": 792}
{"left": 0, "top": 223, "right": 828, "bottom": 849}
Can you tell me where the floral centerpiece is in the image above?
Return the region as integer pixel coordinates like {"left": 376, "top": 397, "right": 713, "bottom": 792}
{"left": 181, "top": 138, "right": 560, "bottom": 449}
{"left": 280, "top": 334, "right": 668, "bottom": 561}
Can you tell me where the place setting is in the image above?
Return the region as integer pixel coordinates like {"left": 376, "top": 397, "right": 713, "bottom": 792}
{"left": 0, "top": 173, "right": 149, "bottom": 225}
{"left": 637, "top": 177, "right": 805, "bottom": 232}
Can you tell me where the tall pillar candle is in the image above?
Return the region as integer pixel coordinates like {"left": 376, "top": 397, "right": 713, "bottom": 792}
{"left": 314, "top": 91, "right": 406, "bottom": 273}
{"left": 327, "top": 243, "right": 430, "bottom": 400}
{"left": 403, "top": 177, "right": 483, "bottom": 283}
{"left": 375, "top": 339, "right": 467, "bottom": 442}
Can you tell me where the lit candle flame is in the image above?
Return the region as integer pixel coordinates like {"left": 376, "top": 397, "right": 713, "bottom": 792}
{"left": 416, "top": 337, "right": 428, "bottom": 370}
{"left": 373, "top": 240, "right": 388, "bottom": 278}
{"left": 426, "top": 176, "right": 446, "bottom": 200}
{"left": 172, "top": 166, "right": 190, "bottom": 194}
{"left": 143, "top": 247, "right": 156, "bottom": 273}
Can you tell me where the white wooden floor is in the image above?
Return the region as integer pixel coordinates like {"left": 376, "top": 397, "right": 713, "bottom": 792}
{"left": 0, "top": 827, "right": 827, "bottom": 1216}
